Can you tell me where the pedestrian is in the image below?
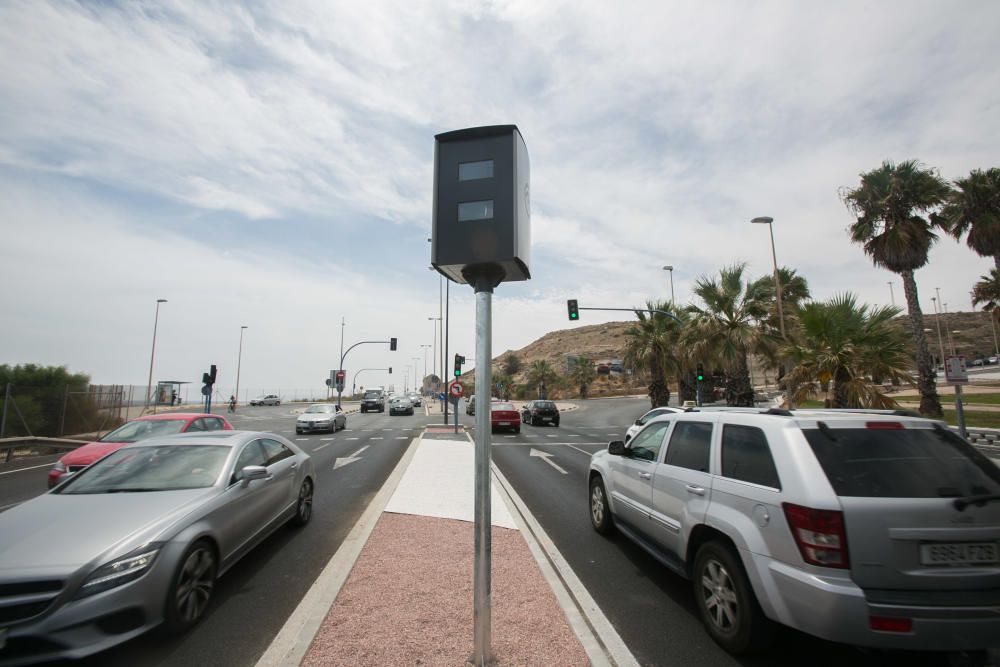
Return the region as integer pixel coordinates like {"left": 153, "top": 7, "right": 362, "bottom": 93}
{"left": 171, "top": 390, "right": 178, "bottom": 406}
{"left": 228, "top": 395, "right": 236, "bottom": 413}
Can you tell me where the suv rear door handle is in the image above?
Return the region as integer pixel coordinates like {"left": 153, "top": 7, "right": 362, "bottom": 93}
{"left": 638, "top": 472, "right": 652, "bottom": 480}
{"left": 686, "top": 484, "right": 706, "bottom": 496}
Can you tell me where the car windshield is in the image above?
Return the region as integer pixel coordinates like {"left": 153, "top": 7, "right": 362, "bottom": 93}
{"left": 492, "top": 403, "right": 515, "bottom": 411}
{"left": 803, "top": 424, "right": 1000, "bottom": 498}
{"left": 99, "top": 418, "right": 187, "bottom": 443}
{"left": 535, "top": 401, "right": 555, "bottom": 409}
{"left": 364, "top": 391, "right": 381, "bottom": 398}
{"left": 305, "top": 405, "right": 335, "bottom": 414}
{"left": 54, "top": 445, "right": 230, "bottom": 494}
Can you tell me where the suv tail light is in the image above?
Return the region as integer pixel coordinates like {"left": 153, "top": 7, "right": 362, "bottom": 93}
{"left": 782, "top": 503, "right": 849, "bottom": 569}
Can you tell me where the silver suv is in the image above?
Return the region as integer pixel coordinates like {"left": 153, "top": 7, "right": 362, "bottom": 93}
{"left": 588, "top": 408, "right": 1000, "bottom": 656}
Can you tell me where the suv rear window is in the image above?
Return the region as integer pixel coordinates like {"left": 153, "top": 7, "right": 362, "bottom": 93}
{"left": 721, "top": 425, "right": 781, "bottom": 489}
{"left": 803, "top": 425, "right": 1000, "bottom": 498}
{"left": 364, "top": 391, "right": 381, "bottom": 399}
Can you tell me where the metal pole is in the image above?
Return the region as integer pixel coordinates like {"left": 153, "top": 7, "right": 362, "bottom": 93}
{"left": 144, "top": 299, "right": 167, "bottom": 413}
{"left": 767, "top": 223, "right": 786, "bottom": 339}
{"left": 943, "top": 303, "right": 955, "bottom": 354}
{"left": 1, "top": 382, "right": 10, "bottom": 439}
{"left": 444, "top": 280, "right": 450, "bottom": 425}
{"left": 59, "top": 384, "right": 69, "bottom": 436}
{"left": 991, "top": 311, "right": 999, "bottom": 357}
{"left": 954, "top": 384, "right": 967, "bottom": 440}
{"left": 235, "top": 326, "right": 247, "bottom": 411}
{"left": 932, "top": 297, "right": 946, "bottom": 367}
{"left": 888, "top": 281, "right": 895, "bottom": 306}
{"left": 472, "top": 287, "right": 493, "bottom": 666}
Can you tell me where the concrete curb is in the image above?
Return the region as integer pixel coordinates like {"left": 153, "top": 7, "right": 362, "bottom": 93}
{"left": 491, "top": 459, "right": 639, "bottom": 667}
{"left": 255, "top": 435, "right": 421, "bottom": 667}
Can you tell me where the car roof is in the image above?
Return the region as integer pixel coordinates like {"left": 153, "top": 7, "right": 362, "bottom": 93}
{"left": 133, "top": 412, "right": 220, "bottom": 422}
{"left": 643, "top": 407, "right": 944, "bottom": 430}
{"left": 122, "top": 430, "right": 281, "bottom": 449}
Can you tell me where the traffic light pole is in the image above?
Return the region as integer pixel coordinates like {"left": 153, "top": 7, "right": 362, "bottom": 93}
{"left": 472, "top": 279, "right": 494, "bottom": 667}
{"left": 338, "top": 339, "right": 396, "bottom": 407}
{"left": 352, "top": 368, "right": 391, "bottom": 397}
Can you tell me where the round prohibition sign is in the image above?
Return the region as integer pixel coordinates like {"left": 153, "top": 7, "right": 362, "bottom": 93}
{"left": 449, "top": 381, "right": 465, "bottom": 398}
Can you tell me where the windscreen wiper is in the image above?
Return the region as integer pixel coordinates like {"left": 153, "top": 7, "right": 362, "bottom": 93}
{"left": 953, "top": 494, "right": 1000, "bottom": 511}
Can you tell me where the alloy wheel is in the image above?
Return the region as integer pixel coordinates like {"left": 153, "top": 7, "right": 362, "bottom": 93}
{"left": 175, "top": 546, "right": 216, "bottom": 624}
{"left": 700, "top": 558, "right": 739, "bottom": 634}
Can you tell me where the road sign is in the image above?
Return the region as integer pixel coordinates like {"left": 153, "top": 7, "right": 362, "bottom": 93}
{"left": 944, "top": 356, "right": 968, "bottom": 384}
{"left": 449, "top": 381, "right": 465, "bottom": 398}
{"left": 335, "top": 369, "right": 346, "bottom": 392}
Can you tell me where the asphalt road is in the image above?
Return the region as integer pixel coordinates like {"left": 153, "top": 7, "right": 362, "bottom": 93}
{"left": 488, "top": 396, "right": 997, "bottom": 667}
{"left": 3, "top": 402, "right": 434, "bottom": 667}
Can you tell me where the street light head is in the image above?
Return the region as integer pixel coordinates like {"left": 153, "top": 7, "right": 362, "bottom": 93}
{"left": 157, "top": 298, "right": 168, "bottom": 303}
{"left": 662, "top": 265, "right": 673, "bottom": 271}
{"left": 751, "top": 216, "right": 774, "bottom": 225}
{"left": 241, "top": 325, "right": 248, "bottom": 329}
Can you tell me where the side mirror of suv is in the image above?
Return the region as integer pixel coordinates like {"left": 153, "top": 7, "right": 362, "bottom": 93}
{"left": 608, "top": 440, "right": 627, "bottom": 456}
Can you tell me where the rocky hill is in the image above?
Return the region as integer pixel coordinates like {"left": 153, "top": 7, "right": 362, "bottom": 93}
{"left": 453, "top": 308, "right": 997, "bottom": 397}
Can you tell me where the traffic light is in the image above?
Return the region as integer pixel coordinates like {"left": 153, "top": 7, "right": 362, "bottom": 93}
{"left": 388, "top": 367, "right": 392, "bottom": 374}
{"left": 325, "top": 378, "right": 332, "bottom": 387}
{"left": 567, "top": 299, "right": 579, "bottom": 321}
{"left": 390, "top": 337, "right": 397, "bottom": 351}
{"left": 209, "top": 364, "right": 217, "bottom": 384}
{"left": 454, "top": 354, "right": 465, "bottom": 376}
{"left": 696, "top": 363, "right": 704, "bottom": 382}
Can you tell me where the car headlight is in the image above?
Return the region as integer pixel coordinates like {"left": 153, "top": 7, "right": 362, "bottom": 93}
{"left": 74, "top": 544, "right": 161, "bottom": 599}
{"left": 52, "top": 461, "right": 66, "bottom": 473}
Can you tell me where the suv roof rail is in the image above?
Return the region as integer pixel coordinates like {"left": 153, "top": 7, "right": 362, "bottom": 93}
{"left": 681, "top": 406, "right": 789, "bottom": 415}
{"left": 789, "top": 407, "right": 927, "bottom": 418}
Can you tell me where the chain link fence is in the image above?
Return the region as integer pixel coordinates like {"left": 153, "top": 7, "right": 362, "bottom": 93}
{"left": 0, "top": 383, "right": 125, "bottom": 438}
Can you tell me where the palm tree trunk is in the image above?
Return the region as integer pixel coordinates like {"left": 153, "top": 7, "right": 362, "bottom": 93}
{"left": 994, "top": 255, "right": 1000, "bottom": 272}
{"left": 649, "top": 360, "right": 671, "bottom": 408}
{"left": 725, "top": 353, "right": 755, "bottom": 406}
{"left": 832, "top": 366, "right": 852, "bottom": 408}
{"left": 677, "top": 371, "right": 697, "bottom": 403}
{"left": 900, "top": 269, "right": 943, "bottom": 417}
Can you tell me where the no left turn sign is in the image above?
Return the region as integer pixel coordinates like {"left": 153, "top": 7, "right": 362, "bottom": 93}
{"left": 449, "top": 381, "right": 465, "bottom": 398}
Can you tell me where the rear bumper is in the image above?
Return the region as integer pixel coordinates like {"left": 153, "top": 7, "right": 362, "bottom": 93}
{"left": 749, "top": 552, "right": 1000, "bottom": 650}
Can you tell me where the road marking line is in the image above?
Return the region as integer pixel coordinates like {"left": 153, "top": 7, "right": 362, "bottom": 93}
{"left": 566, "top": 444, "right": 596, "bottom": 456}
{"left": 295, "top": 438, "right": 308, "bottom": 441}
{"left": 371, "top": 437, "right": 383, "bottom": 440}
{"left": 529, "top": 448, "right": 568, "bottom": 474}
{"left": 0, "top": 462, "right": 55, "bottom": 475}
{"left": 320, "top": 437, "right": 335, "bottom": 441}
{"left": 566, "top": 435, "right": 580, "bottom": 437}
{"left": 346, "top": 437, "right": 360, "bottom": 440}
{"left": 395, "top": 436, "right": 407, "bottom": 440}
{"left": 314, "top": 442, "right": 333, "bottom": 451}
{"left": 546, "top": 435, "right": 558, "bottom": 438}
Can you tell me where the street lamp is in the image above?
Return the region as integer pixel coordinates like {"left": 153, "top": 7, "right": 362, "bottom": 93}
{"left": 662, "top": 265, "right": 675, "bottom": 304}
{"left": 420, "top": 344, "right": 431, "bottom": 384}
{"left": 428, "top": 316, "right": 442, "bottom": 380}
{"left": 235, "top": 326, "right": 248, "bottom": 410}
{"left": 887, "top": 281, "right": 895, "bottom": 307}
{"left": 412, "top": 357, "right": 421, "bottom": 391}
{"left": 931, "top": 296, "right": 947, "bottom": 367}
{"left": 751, "top": 217, "right": 785, "bottom": 339}
{"left": 144, "top": 298, "right": 168, "bottom": 414}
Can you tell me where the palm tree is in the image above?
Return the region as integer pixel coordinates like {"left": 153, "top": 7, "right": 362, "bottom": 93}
{"left": 749, "top": 267, "right": 811, "bottom": 387}
{"left": 688, "top": 265, "right": 773, "bottom": 406}
{"left": 972, "top": 268, "right": 1000, "bottom": 316}
{"left": 941, "top": 168, "right": 1000, "bottom": 270}
{"left": 526, "top": 360, "right": 559, "bottom": 399}
{"left": 623, "top": 300, "right": 687, "bottom": 408}
{"left": 783, "top": 294, "right": 913, "bottom": 408}
{"left": 842, "top": 159, "right": 951, "bottom": 418}
{"left": 568, "top": 356, "right": 597, "bottom": 399}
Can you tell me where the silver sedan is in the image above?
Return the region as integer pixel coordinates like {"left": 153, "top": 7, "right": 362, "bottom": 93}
{"left": 0, "top": 431, "right": 314, "bottom": 664}
{"left": 296, "top": 403, "right": 346, "bottom": 434}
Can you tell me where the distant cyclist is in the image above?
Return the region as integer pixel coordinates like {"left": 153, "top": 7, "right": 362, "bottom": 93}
{"left": 228, "top": 395, "right": 237, "bottom": 413}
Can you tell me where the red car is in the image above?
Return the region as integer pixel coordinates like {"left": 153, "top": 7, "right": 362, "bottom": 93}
{"left": 47, "top": 413, "right": 233, "bottom": 488}
{"left": 490, "top": 401, "right": 521, "bottom": 434}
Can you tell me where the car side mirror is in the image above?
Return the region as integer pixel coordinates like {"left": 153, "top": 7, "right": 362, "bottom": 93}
{"left": 634, "top": 419, "right": 642, "bottom": 426}
{"left": 336, "top": 405, "right": 343, "bottom": 412}
{"left": 240, "top": 465, "right": 269, "bottom": 488}
{"left": 608, "top": 440, "right": 627, "bottom": 456}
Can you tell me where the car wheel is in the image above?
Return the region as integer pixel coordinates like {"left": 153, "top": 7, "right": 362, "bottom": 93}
{"left": 164, "top": 540, "right": 217, "bottom": 634}
{"left": 296, "top": 429, "right": 302, "bottom": 435}
{"left": 554, "top": 420, "right": 560, "bottom": 427}
{"left": 291, "top": 478, "right": 313, "bottom": 527}
{"left": 514, "top": 426, "right": 520, "bottom": 434}
{"left": 589, "top": 477, "right": 614, "bottom": 535}
{"left": 692, "top": 541, "right": 773, "bottom": 654}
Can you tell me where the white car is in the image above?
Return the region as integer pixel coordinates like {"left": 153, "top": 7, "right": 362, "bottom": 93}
{"left": 407, "top": 393, "right": 422, "bottom": 407}
{"left": 250, "top": 394, "right": 281, "bottom": 406}
{"left": 624, "top": 406, "right": 684, "bottom": 442}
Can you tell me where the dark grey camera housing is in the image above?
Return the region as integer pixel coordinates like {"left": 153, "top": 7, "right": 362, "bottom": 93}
{"left": 431, "top": 125, "right": 530, "bottom": 286}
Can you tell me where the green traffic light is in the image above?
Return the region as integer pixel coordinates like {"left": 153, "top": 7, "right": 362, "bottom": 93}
{"left": 454, "top": 369, "right": 460, "bottom": 377}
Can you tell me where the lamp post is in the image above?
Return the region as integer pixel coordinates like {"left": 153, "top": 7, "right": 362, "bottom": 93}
{"left": 412, "top": 357, "right": 420, "bottom": 391}
{"left": 420, "top": 345, "right": 431, "bottom": 386}
{"left": 144, "top": 298, "right": 168, "bottom": 414}
{"left": 662, "top": 265, "right": 675, "bottom": 303}
{"left": 931, "top": 296, "right": 946, "bottom": 368}
{"left": 888, "top": 281, "right": 895, "bottom": 307}
{"left": 943, "top": 303, "right": 956, "bottom": 354}
{"left": 751, "top": 217, "right": 785, "bottom": 338}
{"left": 428, "top": 316, "right": 441, "bottom": 380}
{"left": 235, "top": 325, "right": 248, "bottom": 411}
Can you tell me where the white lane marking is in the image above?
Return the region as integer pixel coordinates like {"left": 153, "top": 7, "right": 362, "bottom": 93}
{"left": 314, "top": 442, "right": 333, "bottom": 451}
{"left": 566, "top": 444, "right": 597, "bottom": 456}
{"left": 333, "top": 445, "right": 369, "bottom": 470}
{"left": 296, "top": 438, "right": 308, "bottom": 442}
{"left": 546, "top": 435, "right": 558, "bottom": 438}
{"left": 346, "top": 437, "right": 360, "bottom": 440}
{"left": 320, "top": 437, "right": 335, "bottom": 441}
{"left": 529, "top": 448, "right": 568, "bottom": 474}
{"left": 0, "top": 462, "right": 55, "bottom": 476}
{"left": 395, "top": 436, "right": 407, "bottom": 440}
{"left": 566, "top": 435, "right": 581, "bottom": 438}
{"left": 493, "top": 442, "right": 606, "bottom": 446}
{"left": 371, "top": 437, "right": 383, "bottom": 440}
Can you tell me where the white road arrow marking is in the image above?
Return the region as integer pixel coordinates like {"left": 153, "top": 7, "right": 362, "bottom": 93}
{"left": 529, "top": 448, "right": 568, "bottom": 475}
{"left": 334, "top": 445, "right": 370, "bottom": 470}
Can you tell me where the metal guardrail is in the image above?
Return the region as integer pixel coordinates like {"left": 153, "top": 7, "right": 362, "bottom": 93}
{"left": 1, "top": 437, "right": 87, "bottom": 463}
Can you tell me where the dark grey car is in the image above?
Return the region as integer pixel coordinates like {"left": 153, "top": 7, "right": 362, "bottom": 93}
{"left": 0, "top": 431, "right": 314, "bottom": 665}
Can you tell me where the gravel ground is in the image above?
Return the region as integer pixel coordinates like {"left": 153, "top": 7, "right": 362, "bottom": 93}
{"left": 302, "top": 512, "right": 590, "bottom": 666}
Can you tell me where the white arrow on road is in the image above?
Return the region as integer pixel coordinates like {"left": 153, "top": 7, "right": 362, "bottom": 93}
{"left": 334, "top": 445, "right": 369, "bottom": 470}
{"left": 529, "top": 448, "right": 568, "bottom": 475}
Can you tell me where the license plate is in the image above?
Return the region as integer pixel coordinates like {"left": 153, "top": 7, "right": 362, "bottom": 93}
{"left": 920, "top": 542, "right": 999, "bottom": 566}
{"left": 498, "top": 421, "right": 510, "bottom": 426}
{"left": 542, "top": 417, "right": 551, "bottom": 422}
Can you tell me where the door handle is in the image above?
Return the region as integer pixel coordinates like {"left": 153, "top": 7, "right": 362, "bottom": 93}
{"left": 638, "top": 472, "right": 652, "bottom": 480}
{"left": 685, "top": 484, "right": 706, "bottom": 496}
{"left": 291, "top": 463, "right": 298, "bottom": 469}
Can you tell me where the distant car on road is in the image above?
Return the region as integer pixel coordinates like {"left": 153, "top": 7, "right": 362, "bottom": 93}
{"left": 389, "top": 396, "right": 414, "bottom": 416}
{"left": 250, "top": 395, "right": 281, "bottom": 406}
{"left": 296, "top": 403, "right": 346, "bottom": 434}
{"left": 3, "top": 431, "right": 315, "bottom": 663}
{"left": 971, "top": 358, "right": 985, "bottom": 367}
{"left": 624, "top": 406, "right": 684, "bottom": 442}
{"left": 361, "top": 389, "right": 385, "bottom": 413}
{"left": 407, "top": 392, "right": 422, "bottom": 407}
{"left": 48, "top": 413, "right": 233, "bottom": 488}
{"left": 991, "top": 356, "right": 999, "bottom": 365}
{"left": 520, "top": 400, "right": 560, "bottom": 426}
{"left": 490, "top": 401, "right": 520, "bottom": 433}
{"left": 466, "top": 394, "right": 476, "bottom": 415}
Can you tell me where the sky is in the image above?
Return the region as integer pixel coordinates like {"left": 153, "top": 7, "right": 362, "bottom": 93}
{"left": 2, "top": 1, "right": 999, "bottom": 400}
